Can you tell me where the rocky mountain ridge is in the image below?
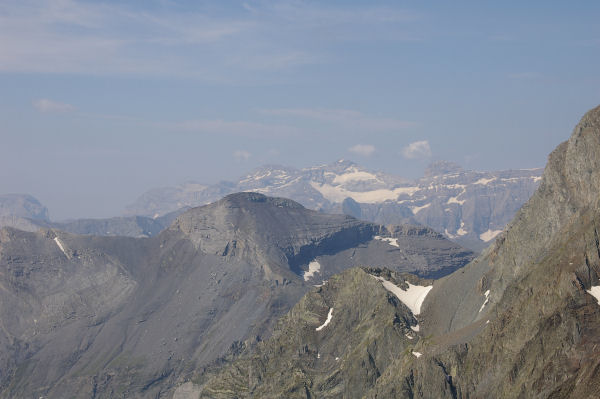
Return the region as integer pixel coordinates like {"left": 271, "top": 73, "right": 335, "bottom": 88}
{"left": 126, "top": 161, "right": 542, "bottom": 251}
{"left": 0, "top": 163, "right": 541, "bottom": 251}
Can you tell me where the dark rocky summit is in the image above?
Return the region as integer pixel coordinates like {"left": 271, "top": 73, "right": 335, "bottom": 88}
{"left": 0, "top": 193, "right": 473, "bottom": 398}
{"left": 188, "top": 105, "right": 600, "bottom": 398}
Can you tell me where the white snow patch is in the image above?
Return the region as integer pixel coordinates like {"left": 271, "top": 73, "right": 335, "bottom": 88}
{"left": 317, "top": 353, "right": 321, "bottom": 359}
{"left": 500, "top": 177, "right": 522, "bottom": 183}
{"left": 474, "top": 177, "right": 496, "bottom": 185}
{"left": 374, "top": 235, "right": 399, "bottom": 247}
{"left": 587, "top": 286, "right": 600, "bottom": 304}
{"left": 410, "top": 324, "right": 420, "bottom": 332}
{"left": 405, "top": 333, "right": 414, "bottom": 340}
{"left": 316, "top": 308, "right": 333, "bottom": 331}
{"left": 332, "top": 170, "right": 381, "bottom": 184}
{"left": 304, "top": 261, "right": 321, "bottom": 281}
{"left": 444, "top": 184, "right": 466, "bottom": 189}
{"left": 479, "top": 290, "right": 490, "bottom": 313}
{"left": 480, "top": 229, "right": 503, "bottom": 242}
{"left": 54, "top": 237, "right": 68, "bottom": 257}
{"left": 486, "top": 320, "right": 490, "bottom": 324}
{"left": 335, "top": 357, "right": 339, "bottom": 361}
{"left": 447, "top": 195, "right": 466, "bottom": 205}
{"left": 412, "top": 351, "right": 422, "bottom": 358}
{"left": 456, "top": 221, "right": 468, "bottom": 236}
{"left": 273, "top": 176, "right": 302, "bottom": 189}
{"left": 410, "top": 203, "right": 431, "bottom": 215}
{"left": 309, "top": 182, "right": 418, "bottom": 204}
{"left": 373, "top": 276, "right": 432, "bottom": 315}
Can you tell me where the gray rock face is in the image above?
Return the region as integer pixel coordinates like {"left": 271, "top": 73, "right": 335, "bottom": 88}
{"left": 195, "top": 105, "right": 600, "bottom": 398}
{"left": 386, "top": 104, "right": 600, "bottom": 398}
{"left": 0, "top": 192, "right": 473, "bottom": 398}
{"left": 125, "top": 161, "right": 542, "bottom": 251}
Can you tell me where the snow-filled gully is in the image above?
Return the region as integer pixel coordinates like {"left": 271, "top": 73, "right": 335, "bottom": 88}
{"left": 316, "top": 308, "right": 333, "bottom": 331}
{"left": 372, "top": 276, "right": 432, "bottom": 315}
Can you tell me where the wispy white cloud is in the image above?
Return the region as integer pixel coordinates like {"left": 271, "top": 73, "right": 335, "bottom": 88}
{"left": 0, "top": 0, "right": 253, "bottom": 76}
{"left": 402, "top": 140, "right": 431, "bottom": 159}
{"left": 233, "top": 150, "right": 251, "bottom": 161}
{"left": 349, "top": 144, "right": 375, "bottom": 156}
{"left": 260, "top": 108, "right": 415, "bottom": 131}
{"left": 0, "top": 1, "right": 421, "bottom": 77}
{"left": 32, "top": 98, "right": 75, "bottom": 113}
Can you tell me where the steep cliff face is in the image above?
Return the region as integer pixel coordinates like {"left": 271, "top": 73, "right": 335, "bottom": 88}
{"left": 192, "top": 105, "right": 600, "bottom": 398}
{"left": 399, "top": 104, "right": 600, "bottom": 398}
{"left": 422, "top": 105, "right": 600, "bottom": 336}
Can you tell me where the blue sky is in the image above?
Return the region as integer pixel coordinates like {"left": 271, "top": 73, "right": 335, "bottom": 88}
{"left": 1, "top": 0, "right": 599, "bottom": 219}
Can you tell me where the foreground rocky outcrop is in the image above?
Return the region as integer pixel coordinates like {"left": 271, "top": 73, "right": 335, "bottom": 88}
{"left": 0, "top": 193, "right": 473, "bottom": 398}
{"left": 190, "top": 105, "right": 600, "bottom": 398}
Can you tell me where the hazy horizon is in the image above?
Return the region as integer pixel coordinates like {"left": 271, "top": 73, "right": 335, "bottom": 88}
{"left": 2, "top": 1, "right": 599, "bottom": 219}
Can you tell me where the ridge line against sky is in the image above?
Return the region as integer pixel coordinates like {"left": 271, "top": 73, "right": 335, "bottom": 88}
{"left": 1, "top": 0, "right": 599, "bottom": 219}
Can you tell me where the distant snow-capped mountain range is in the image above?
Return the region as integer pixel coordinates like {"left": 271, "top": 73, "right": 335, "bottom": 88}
{"left": 125, "top": 160, "right": 543, "bottom": 250}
